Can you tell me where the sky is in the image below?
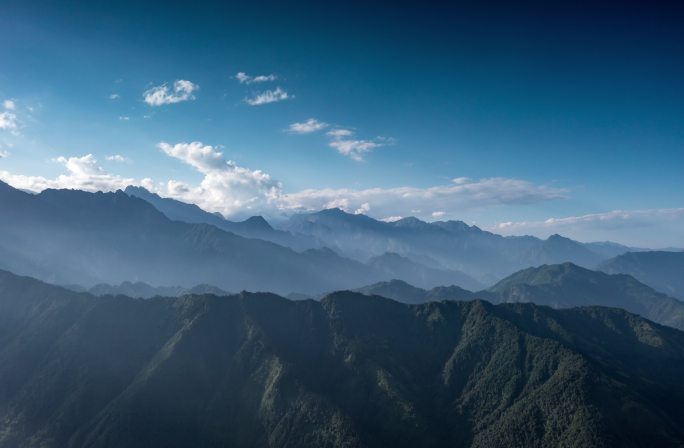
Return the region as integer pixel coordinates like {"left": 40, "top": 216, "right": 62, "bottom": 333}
{"left": 0, "top": 0, "right": 682, "bottom": 247}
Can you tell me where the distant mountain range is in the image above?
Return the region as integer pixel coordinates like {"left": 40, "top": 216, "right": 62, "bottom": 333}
{"left": 282, "top": 208, "right": 631, "bottom": 282}
{"left": 0, "top": 181, "right": 492, "bottom": 295}
{"left": 1, "top": 268, "right": 684, "bottom": 447}
{"left": 599, "top": 250, "right": 684, "bottom": 300}
{"left": 74, "top": 281, "right": 231, "bottom": 299}
{"left": 359, "top": 263, "right": 684, "bottom": 331}
{"left": 124, "top": 186, "right": 322, "bottom": 251}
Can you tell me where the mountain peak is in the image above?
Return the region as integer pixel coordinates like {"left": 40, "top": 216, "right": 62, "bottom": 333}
{"left": 240, "top": 216, "right": 273, "bottom": 231}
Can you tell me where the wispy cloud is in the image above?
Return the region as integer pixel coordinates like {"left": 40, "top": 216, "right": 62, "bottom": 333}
{"left": 327, "top": 129, "right": 391, "bottom": 161}
{"left": 0, "top": 99, "right": 19, "bottom": 134}
{"left": 109, "top": 93, "right": 120, "bottom": 100}
{"left": 288, "top": 118, "right": 328, "bottom": 134}
{"left": 143, "top": 80, "right": 198, "bottom": 106}
{"left": 489, "top": 208, "right": 684, "bottom": 246}
{"left": 235, "top": 72, "right": 277, "bottom": 84}
{"left": 244, "top": 87, "right": 291, "bottom": 106}
{"left": 118, "top": 116, "right": 130, "bottom": 121}
{"left": 0, "top": 144, "right": 566, "bottom": 222}
{"left": 106, "top": 154, "right": 128, "bottom": 162}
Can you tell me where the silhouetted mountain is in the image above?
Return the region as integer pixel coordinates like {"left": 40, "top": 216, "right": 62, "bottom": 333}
{"left": 599, "top": 251, "right": 684, "bottom": 300}
{"left": 283, "top": 209, "right": 621, "bottom": 282}
{"left": 124, "top": 186, "right": 320, "bottom": 251}
{"left": 487, "top": 262, "right": 684, "bottom": 330}
{"left": 584, "top": 241, "right": 643, "bottom": 258}
{"left": 0, "top": 182, "right": 385, "bottom": 294}
{"left": 85, "top": 281, "right": 230, "bottom": 299}
{"left": 366, "top": 252, "right": 482, "bottom": 290}
{"left": 356, "top": 279, "right": 474, "bottom": 304}
{"left": 1, "top": 269, "right": 684, "bottom": 447}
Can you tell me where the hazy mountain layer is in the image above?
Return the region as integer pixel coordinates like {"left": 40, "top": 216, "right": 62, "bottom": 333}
{"left": 282, "top": 208, "right": 619, "bottom": 282}
{"left": 124, "top": 186, "right": 321, "bottom": 251}
{"left": 0, "top": 182, "right": 382, "bottom": 294}
{"left": 599, "top": 251, "right": 684, "bottom": 300}
{"left": 1, "top": 269, "right": 684, "bottom": 447}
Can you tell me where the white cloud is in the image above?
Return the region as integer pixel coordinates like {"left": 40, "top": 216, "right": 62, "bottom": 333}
{"left": 326, "top": 129, "right": 390, "bottom": 161}
{"left": 329, "top": 139, "right": 383, "bottom": 161}
{"left": 0, "top": 143, "right": 567, "bottom": 223}
{"left": 326, "top": 129, "right": 353, "bottom": 138}
{"left": 288, "top": 118, "right": 328, "bottom": 134}
{"left": 489, "top": 208, "right": 684, "bottom": 247}
{"left": 0, "top": 154, "right": 135, "bottom": 193}
{"left": 157, "top": 141, "right": 283, "bottom": 217}
{"left": 354, "top": 202, "right": 371, "bottom": 215}
{"left": 0, "top": 111, "right": 18, "bottom": 134}
{"left": 106, "top": 154, "right": 128, "bottom": 162}
{"left": 245, "top": 87, "right": 290, "bottom": 106}
{"left": 143, "top": 80, "right": 198, "bottom": 106}
{"left": 235, "top": 72, "right": 277, "bottom": 84}
{"left": 281, "top": 177, "right": 567, "bottom": 218}
{"left": 118, "top": 116, "right": 130, "bottom": 121}
{"left": 432, "top": 211, "right": 446, "bottom": 218}
{"left": 381, "top": 216, "right": 404, "bottom": 222}
{"left": 0, "top": 149, "right": 9, "bottom": 158}
{"left": 3, "top": 100, "right": 15, "bottom": 110}
{"left": 109, "top": 94, "right": 120, "bottom": 100}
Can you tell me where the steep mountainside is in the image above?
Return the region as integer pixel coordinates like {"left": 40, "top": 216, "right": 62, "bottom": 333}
{"left": 486, "top": 263, "right": 684, "bottom": 330}
{"left": 599, "top": 251, "right": 684, "bottom": 300}
{"left": 1, "top": 269, "right": 684, "bottom": 447}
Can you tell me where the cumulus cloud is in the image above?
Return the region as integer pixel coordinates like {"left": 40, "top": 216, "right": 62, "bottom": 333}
{"left": 288, "top": 118, "right": 328, "bottom": 134}
{"left": 3, "top": 100, "right": 15, "bottom": 110}
{"left": 245, "top": 87, "right": 290, "bottom": 106}
{"left": 432, "top": 211, "right": 446, "bottom": 218}
{"left": 0, "top": 142, "right": 567, "bottom": 223}
{"left": 143, "top": 80, "right": 198, "bottom": 106}
{"left": 106, "top": 154, "right": 128, "bottom": 162}
{"left": 0, "top": 154, "right": 135, "bottom": 193}
{"left": 157, "top": 141, "right": 283, "bottom": 217}
{"left": 235, "top": 72, "right": 277, "bottom": 84}
{"left": 489, "top": 208, "right": 684, "bottom": 247}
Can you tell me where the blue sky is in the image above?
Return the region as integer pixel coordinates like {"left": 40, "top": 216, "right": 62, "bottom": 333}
{"left": 0, "top": 0, "right": 682, "bottom": 247}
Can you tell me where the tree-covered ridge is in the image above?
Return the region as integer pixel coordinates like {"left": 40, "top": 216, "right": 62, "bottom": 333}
{"left": 1, "top": 269, "right": 684, "bottom": 447}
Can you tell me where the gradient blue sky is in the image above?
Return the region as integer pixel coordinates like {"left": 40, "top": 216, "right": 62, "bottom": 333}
{"left": 0, "top": 0, "right": 682, "bottom": 247}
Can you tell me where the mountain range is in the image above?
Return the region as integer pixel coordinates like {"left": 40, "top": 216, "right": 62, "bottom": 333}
{"left": 599, "top": 250, "right": 684, "bottom": 301}
{"left": 2, "top": 181, "right": 475, "bottom": 295}
{"left": 1, "top": 269, "right": 684, "bottom": 447}
{"left": 359, "top": 263, "right": 684, "bottom": 331}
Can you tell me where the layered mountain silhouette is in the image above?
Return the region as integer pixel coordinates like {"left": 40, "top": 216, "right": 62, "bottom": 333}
{"left": 358, "top": 263, "right": 684, "bottom": 331}
{"left": 0, "top": 182, "right": 387, "bottom": 294}
{"left": 84, "top": 281, "right": 230, "bottom": 299}
{"left": 356, "top": 279, "right": 475, "bottom": 304}
{"left": 283, "top": 208, "right": 621, "bottom": 282}
{"left": 599, "top": 250, "right": 684, "bottom": 300}
{"left": 1, "top": 269, "right": 684, "bottom": 447}
{"left": 124, "top": 186, "right": 321, "bottom": 251}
